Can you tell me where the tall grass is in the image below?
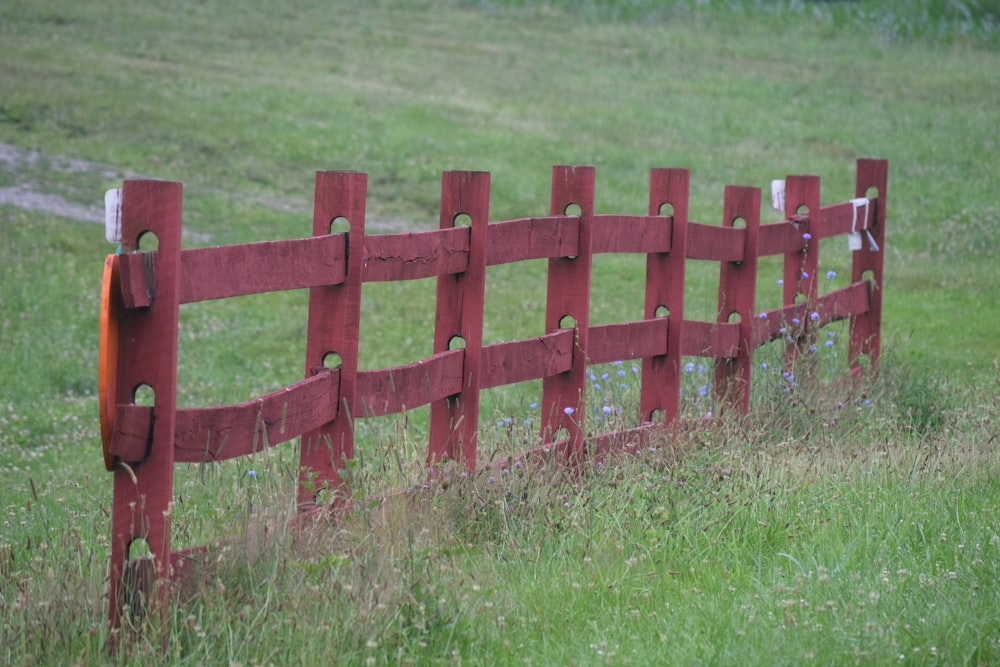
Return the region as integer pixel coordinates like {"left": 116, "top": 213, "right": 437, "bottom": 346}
{"left": 469, "top": 0, "right": 1000, "bottom": 47}
{"left": 4, "top": 360, "right": 997, "bottom": 665}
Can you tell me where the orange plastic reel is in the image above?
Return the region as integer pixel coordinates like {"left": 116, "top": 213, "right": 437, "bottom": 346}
{"left": 98, "top": 254, "right": 121, "bottom": 471}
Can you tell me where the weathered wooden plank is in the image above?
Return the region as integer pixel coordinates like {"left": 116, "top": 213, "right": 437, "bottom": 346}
{"left": 813, "top": 199, "right": 873, "bottom": 239}
{"left": 354, "top": 349, "right": 465, "bottom": 417}
{"left": 591, "top": 214, "right": 672, "bottom": 254}
{"left": 750, "top": 281, "right": 871, "bottom": 347}
{"left": 108, "top": 404, "right": 152, "bottom": 463}
{"left": 174, "top": 368, "right": 340, "bottom": 463}
{"left": 109, "top": 369, "right": 341, "bottom": 464}
{"left": 479, "top": 330, "right": 575, "bottom": 388}
{"left": 180, "top": 235, "right": 347, "bottom": 302}
{"left": 680, "top": 320, "right": 741, "bottom": 358}
{"left": 362, "top": 226, "right": 470, "bottom": 282}
{"left": 485, "top": 216, "right": 579, "bottom": 265}
{"left": 685, "top": 222, "right": 744, "bottom": 262}
{"left": 117, "top": 251, "right": 154, "bottom": 309}
{"left": 588, "top": 319, "right": 668, "bottom": 365}
{"left": 758, "top": 220, "right": 803, "bottom": 257}
{"left": 117, "top": 235, "right": 348, "bottom": 307}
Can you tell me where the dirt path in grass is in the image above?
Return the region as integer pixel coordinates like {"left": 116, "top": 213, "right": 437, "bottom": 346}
{"left": 0, "top": 142, "right": 410, "bottom": 235}
{"left": 0, "top": 142, "right": 112, "bottom": 223}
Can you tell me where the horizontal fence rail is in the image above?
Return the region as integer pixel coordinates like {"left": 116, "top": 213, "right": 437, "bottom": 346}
{"left": 99, "top": 159, "right": 888, "bottom": 641}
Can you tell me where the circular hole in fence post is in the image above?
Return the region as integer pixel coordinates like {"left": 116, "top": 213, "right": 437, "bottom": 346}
{"left": 124, "top": 537, "right": 153, "bottom": 617}
{"left": 794, "top": 292, "right": 808, "bottom": 304}
{"left": 658, "top": 202, "right": 674, "bottom": 217}
{"left": 731, "top": 216, "right": 746, "bottom": 229}
{"left": 563, "top": 203, "right": 582, "bottom": 217}
{"left": 322, "top": 352, "right": 343, "bottom": 369}
{"left": 137, "top": 231, "right": 159, "bottom": 251}
{"left": 551, "top": 426, "right": 571, "bottom": 443}
{"left": 558, "top": 314, "right": 577, "bottom": 329}
{"left": 862, "top": 269, "right": 876, "bottom": 288}
{"left": 448, "top": 335, "right": 466, "bottom": 350}
{"left": 128, "top": 537, "right": 152, "bottom": 560}
{"left": 647, "top": 408, "right": 665, "bottom": 424}
{"left": 866, "top": 186, "right": 879, "bottom": 200}
{"left": 329, "top": 216, "right": 350, "bottom": 235}
{"left": 133, "top": 383, "right": 155, "bottom": 407}
{"left": 453, "top": 213, "right": 472, "bottom": 228}
{"left": 654, "top": 304, "right": 670, "bottom": 318}
{"left": 727, "top": 311, "right": 742, "bottom": 323}
{"left": 795, "top": 204, "right": 810, "bottom": 216}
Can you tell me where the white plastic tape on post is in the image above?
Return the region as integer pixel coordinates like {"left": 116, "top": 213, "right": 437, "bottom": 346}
{"left": 104, "top": 188, "right": 122, "bottom": 244}
{"left": 848, "top": 197, "right": 868, "bottom": 252}
{"left": 771, "top": 180, "right": 786, "bottom": 213}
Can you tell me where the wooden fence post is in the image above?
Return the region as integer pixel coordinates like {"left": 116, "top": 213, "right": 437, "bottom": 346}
{"left": 107, "top": 179, "right": 182, "bottom": 637}
{"left": 715, "top": 185, "right": 761, "bottom": 414}
{"left": 640, "top": 168, "right": 689, "bottom": 424}
{"left": 850, "top": 158, "right": 888, "bottom": 374}
{"left": 428, "top": 171, "right": 490, "bottom": 469}
{"left": 298, "top": 171, "right": 366, "bottom": 507}
{"left": 782, "top": 175, "right": 821, "bottom": 367}
{"left": 541, "top": 165, "right": 595, "bottom": 461}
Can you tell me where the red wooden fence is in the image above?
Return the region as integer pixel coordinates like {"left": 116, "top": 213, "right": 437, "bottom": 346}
{"left": 98, "top": 158, "right": 887, "bottom": 635}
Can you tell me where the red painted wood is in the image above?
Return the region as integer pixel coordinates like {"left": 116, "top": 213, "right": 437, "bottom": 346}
{"left": 110, "top": 369, "right": 339, "bottom": 463}
{"left": 782, "top": 175, "right": 821, "bottom": 367}
{"left": 123, "top": 238, "right": 348, "bottom": 308}
{"left": 751, "top": 281, "right": 870, "bottom": 347}
{"left": 117, "top": 252, "right": 153, "bottom": 309}
{"left": 685, "top": 222, "right": 745, "bottom": 262}
{"left": 591, "top": 214, "right": 672, "bottom": 254}
{"left": 541, "top": 166, "right": 595, "bottom": 462}
{"left": 850, "top": 158, "right": 888, "bottom": 373}
{"left": 757, "top": 220, "right": 803, "bottom": 257}
{"left": 811, "top": 199, "right": 874, "bottom": 240}
{"left": 175, "top": 369, "right": 339, "bottom": 462}
{"left": 428, "top": 171, "right": 490, "bottom": 468}
{"left": 714, "top": 185, "right": 761, "bottom": 414}
{"left": 641, "top": 168, "right": 689, "bottom": 424}
{"left": 680, "top": 320, "right": 741, "bottom": 358}
{"left": 107, "top": 179, "right": 183, "bottom": 638}
{"left": 298, "top": 171, "right": 367, "bottom": 506}
{"left": 588, "top": 319, "right": 668, "bottom": 365}
{"left": 363, "top": 226, "right": 470, "bottom": 282}
{"left": 354, "top": 349, "right": 465, "bottom": 417}
{"left": 485, "top": 216, "right": 579, "bottom": 265}
{"left": 479, "top": 330, "right": 575, "bottom": 388}
{"left": 178, "top": 235, "right": 347, "bottom": 302}
{"left": 108, "top": 404, "right": 152, "bottom": 463}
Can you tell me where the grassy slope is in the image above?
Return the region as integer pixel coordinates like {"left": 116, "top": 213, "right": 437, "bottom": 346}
{"left": 1, "top": 1, "right": 998, "bottom": 664}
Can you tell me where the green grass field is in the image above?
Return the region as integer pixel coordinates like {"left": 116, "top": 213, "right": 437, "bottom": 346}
{"left": 2, "top": 1, "right": 999, "bottom": 664}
